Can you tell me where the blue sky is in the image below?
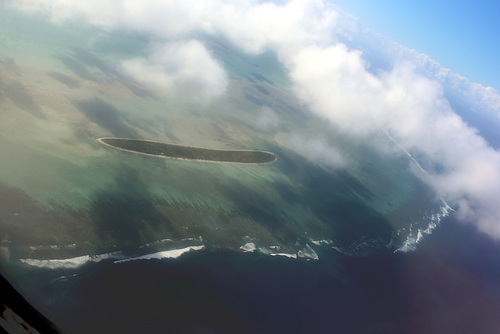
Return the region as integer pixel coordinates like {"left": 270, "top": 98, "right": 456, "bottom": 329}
{"left": 331, "top": 0, "right": 500, "bottom": 91}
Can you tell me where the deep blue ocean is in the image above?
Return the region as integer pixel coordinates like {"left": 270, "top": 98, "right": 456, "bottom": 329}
{"left": 10, "top": 215, "right": 500, "bottom": 334}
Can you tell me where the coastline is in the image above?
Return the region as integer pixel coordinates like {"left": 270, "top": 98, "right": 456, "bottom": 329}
{"left": 96, "top": 137, "right": 277, "bottom": 165}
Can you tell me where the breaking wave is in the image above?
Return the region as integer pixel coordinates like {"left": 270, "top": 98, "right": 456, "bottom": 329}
{"left": 395, "top": 200, "right": 453, "bottom": 253}
{"left": 19, "top": 252, "right": 125, "bottom": 270}
{"left": 239, "top": 241, "right": 319, "bottom": 260}
{"left": 19, "top": 237, "right": 206, "bottom": 269}
{"left": 114, "top": 246, "right": 205, "bottom": 264}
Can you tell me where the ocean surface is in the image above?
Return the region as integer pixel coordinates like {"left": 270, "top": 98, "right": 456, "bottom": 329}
{"left": 1, "top": 5, "right": 500, "bottom": 334}
{"left": 4, "top": 215, "right": 500, "bottom": 334}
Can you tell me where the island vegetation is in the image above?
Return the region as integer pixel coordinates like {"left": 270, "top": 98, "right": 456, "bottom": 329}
{"left": 97, "top": 137, "right": 277, "bottom": 164}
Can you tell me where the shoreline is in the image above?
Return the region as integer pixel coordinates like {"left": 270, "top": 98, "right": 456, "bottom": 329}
{"left": 96, "top": 137, "right": 277, "bottom": 165}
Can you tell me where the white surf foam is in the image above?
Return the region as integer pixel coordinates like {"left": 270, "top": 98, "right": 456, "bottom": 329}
{"left": 310, "top": 239, "right": 333, "bottom": 246}
{"left": 114, "top": 245, "right": 205, "bottom": 264}
{"left": 246, "top": 243, "right": 319, "bottom": 260}
{"left": 382, "top": 132, "right": 454, "bottom": 252}
{"left": 140, "top": 238, "right": 174, "bottom": 248}
{"left": 332, "top": 246, "right": 351, "bottom": 256}
{"left": 396, "top": 200, "right": 453, "bottom": 253}
{"left": 52, "top": 274, "right": 78, "bottom": 282}
{"left": 20, "top": 244, "right": 208, "bottom": 268}
{"left": 297, "top": 244, "right": 319, "bottom": 260}
{"left": 240, "top": 242, "right": 257, "bottom": 252}
{"left": 19, "top": 251, "right": 124, "bottom": 269}
{"left": 269, "top": 252, "right": 298, "bottom": 259}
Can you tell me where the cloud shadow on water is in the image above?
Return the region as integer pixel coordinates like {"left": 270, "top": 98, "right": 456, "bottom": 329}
{"left": 57, "top": 55, "right": 97, "bottom": 81}
{"left": 0, "top": 76, "right": 46, "bottom": 120}
{"left": 273, "top": 148, "right": 393, "bottom": 250}
{"left": 73, "top": 48, "right": 113, "bottom": 74}
{"left": 73, "top": 97, "right": 137, "bottom": 137}
{"left": 72, "top": 48, "right": 154, "bottom": 99}
{"left": 252, "top": 73, "right": 275, "bottom": 86}
{"left": 47, "top": 71, "right": 80, "bottom": 89}
{"left": 218, "top": 182, "right": 283, "bottom": 230}
{"left": 57, "top": 49, "right": 153, "bottom": 98}
{"left": 88, "top": 168, "right": 177, "bottom": 248}
{"left": 244, "top": 92, "right": 264, "bottom": 106}
{"left": 252, "top": 84, "right": 270, "bottom": 96}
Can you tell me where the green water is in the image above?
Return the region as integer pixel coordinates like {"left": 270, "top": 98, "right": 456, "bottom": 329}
{"left": 0, "top": 6, "right": 443, "bottom": 265}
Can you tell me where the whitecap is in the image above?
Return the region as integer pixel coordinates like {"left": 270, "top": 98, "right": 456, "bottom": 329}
{"left": 309, "top": 239, "right": 333, "bottom": 246}
{"left": 20, "top": 255, "right": 92, "bottom": 270}
{"left": 395, "top": 199, "right": 453, "bottom": 253}
{"left": 52, "top": 274, "right": 78, "bottom": 282}
{"left": 297, "top": 244, "right": 319, "bottom": 260}
{"left": 114, "top": 245, "right": 205, "bottom": 264}
{"left": 240, "top": 242, "right": 257, "bottom": 252}
{"left": 269, "top": 252, "right": 297, "bottom": 259}
{"left": 19, "top": 251, "right": 125, "bottom": 270}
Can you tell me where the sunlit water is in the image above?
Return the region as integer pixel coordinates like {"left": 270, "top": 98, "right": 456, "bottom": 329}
{"left": 0, "top": 7, "right": 476, "bottom": 333}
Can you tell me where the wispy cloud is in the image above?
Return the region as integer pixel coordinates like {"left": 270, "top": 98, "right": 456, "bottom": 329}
{"left": 286, "top": 135, "right": 348, "bottom": 168}
{"left": 120, "top": 40, "right": 228, "bottom": 97}
{"left": 254, "top": 106, "right": 280, "bottom": 131}
{"left": 7, "top": 0, "right": 500, "bottom": 238}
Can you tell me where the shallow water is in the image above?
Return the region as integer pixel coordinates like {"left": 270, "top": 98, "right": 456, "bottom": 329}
{"left": 0, "top": 6, "right": 460, "bottom": 333}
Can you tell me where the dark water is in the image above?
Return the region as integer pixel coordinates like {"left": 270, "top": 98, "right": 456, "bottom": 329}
{"left": 11, "top": 216, "right": 500, "bottom": 334}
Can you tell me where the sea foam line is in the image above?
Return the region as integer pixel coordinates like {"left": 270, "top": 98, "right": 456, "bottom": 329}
{"left": 19, "top": 252, "right": 124, "bottom": 270}
{"left": 309, "top": 239, "right": 333, "bottom": 246}
{"left": 395, "top": 200, "right": 453, "bottom": 253}
{"left": 114, "top": 245, "right": 205, "bottom": 264}
{"left": 384, "top": 131, "right": 456, "bottom": 252}
{"left": 240, "top": 242, "right": 319, "bottom": 260}
{"left": 19, "top": 245, "right": 207, "bottom": 269}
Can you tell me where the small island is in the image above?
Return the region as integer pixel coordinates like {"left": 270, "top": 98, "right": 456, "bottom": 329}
{"left": 97, "top": 137, "right": 277, "bottom": 164}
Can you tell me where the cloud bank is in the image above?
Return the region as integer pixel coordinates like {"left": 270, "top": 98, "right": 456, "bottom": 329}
{"left": 7, "top": 0, "right": 500, "bottom": 238}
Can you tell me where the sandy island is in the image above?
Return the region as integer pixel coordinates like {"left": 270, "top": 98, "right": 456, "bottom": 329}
{"left": 97, "top": 137, "right": 277, "bottom": 164}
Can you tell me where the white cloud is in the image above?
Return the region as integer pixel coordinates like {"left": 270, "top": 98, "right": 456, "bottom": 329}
{"left": 254, "top": 106, "right": 280, "bottom": 131}
{"left": 8, "top": 0, "right": 207, "bottom": 36}
{"left": 399, "top": 46, "right": 500, "bottom": 115}
{"left": 208, "top": 0, "right": 338, "bottom": 56}
{"left": 286, "top": 135, "right": 348, "bottom": 168}
{"left": 287, "top": 44, "right": 383, "bottom": 135}
{"left": 284, "top": 41, "right": 500, "bottom": 239}
{"left": 7, "top": 0, "right": 500, "bottom": 239}
{"left": 120, "top": 40, "right": 228, "bottom": 97}
{"left": 7, "top": 0, "right": 338, "bottom": 54}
